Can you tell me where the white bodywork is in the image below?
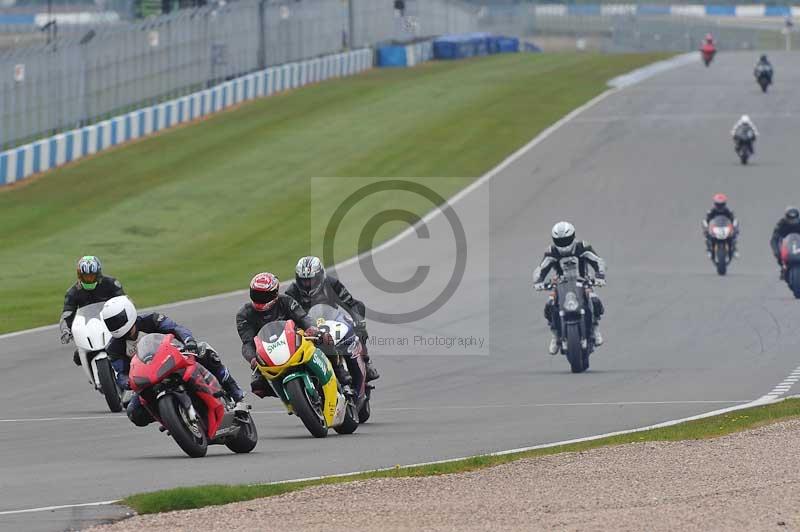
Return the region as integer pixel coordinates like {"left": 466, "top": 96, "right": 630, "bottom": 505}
{"left": 71, "top": 302, "right": 112, "bottom": 389}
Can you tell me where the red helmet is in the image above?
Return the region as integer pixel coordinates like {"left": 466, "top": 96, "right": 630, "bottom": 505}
{"left": 250, "top": 272, "right": 279, "bottom": 312}
{"left": 705, "top": 33, "right": 714, "bottom": 43}
{"left": 713, "top": 193, "right": 728, "bottom": 208}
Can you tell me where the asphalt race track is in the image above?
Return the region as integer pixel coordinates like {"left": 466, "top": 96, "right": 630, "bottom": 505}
{"left": 2, "top": 52, "right": 800, "bottom": 531}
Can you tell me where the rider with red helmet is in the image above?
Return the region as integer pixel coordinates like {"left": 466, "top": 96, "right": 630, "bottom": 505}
{"left": 703, "top": 193, "right": 739, "bottom": 257}
{"left": 235, "top": 273, "right": 324, "bottom": 398}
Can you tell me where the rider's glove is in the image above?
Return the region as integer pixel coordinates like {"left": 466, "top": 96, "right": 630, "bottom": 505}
{"left": 183, "top": 338, "right": 198, "bottom": 354}
{"left": 595, "top": 278, "right": 606, "bottom": 287}
{"left": 534, "top": 282, "right": 546, "bottom": 291}
{"left": 60, "top": 328, "right": 73, "bottom": 345}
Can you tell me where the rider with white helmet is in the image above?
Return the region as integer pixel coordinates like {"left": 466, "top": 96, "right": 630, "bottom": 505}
{"left": 100, "top": 296, "right": 246, "bottom": 426}
{"left": 533, "top": 222, "right": 606, "bottom": 355}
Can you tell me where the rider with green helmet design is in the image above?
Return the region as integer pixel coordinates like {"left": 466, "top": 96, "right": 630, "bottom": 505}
{"left": 59, "top": 256, "right": 126, "bottom": 365}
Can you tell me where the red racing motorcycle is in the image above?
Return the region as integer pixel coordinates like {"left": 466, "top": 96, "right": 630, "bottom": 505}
{"left": 129, "top": 333, "right": 258, "bottom": 457}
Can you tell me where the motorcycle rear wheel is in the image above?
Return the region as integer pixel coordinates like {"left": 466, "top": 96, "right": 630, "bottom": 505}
{"left": 566, "top": 323, "right": 586, "bottom": 374}
{"left": 286, "top": 379, "right": 328, "bottom": 438}
{"left": 225, "top": 415, "right": 258, "bottom": 454}
{"left": 158, "top": 394, "right": 208, "bottom": 457}
{"left": 96, "top": 357, "right": 123, "bottom": 413}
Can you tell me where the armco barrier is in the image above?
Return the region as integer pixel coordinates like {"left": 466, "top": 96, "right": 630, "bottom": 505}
{"left": 0, "top": 49, "right": 372, "bottom": 187}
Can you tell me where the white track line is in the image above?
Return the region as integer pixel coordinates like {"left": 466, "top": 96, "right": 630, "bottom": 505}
{"left": 0, "top": 400, "right": 749, "bottom": 424}
{"left": 0, "top": 500, "right": 121, "bottom": 517}
{"left": 759, "top": 365, "right": 800, "bottom": 402}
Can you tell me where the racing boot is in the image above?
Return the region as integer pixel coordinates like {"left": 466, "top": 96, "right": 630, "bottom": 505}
{"left": 593, "top": 325, "right": 604, "bottom": 346}
{"left": 332, "top": 360, "right": 352, "bottom": 386}
{"left": 548, "top": 334, "right": 560, "bottom": 355}
{"left": 220, "top": 373, "right": 246, "bottom": 409}
{"left": 363, "top": 353, "right": 380, "bottom": 381}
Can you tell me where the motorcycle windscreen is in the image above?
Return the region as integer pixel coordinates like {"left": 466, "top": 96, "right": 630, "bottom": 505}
{"left": 255, "top": 321, "right": 299, "bottom": 367}
{"left": 709, "top": 215, "right": 733, "bottom": 238}
{"left": 306, "top": 304, "right": 355, "bottom": 347}
{"left": 72, "top": 302, "right": 111, "bottom": 351}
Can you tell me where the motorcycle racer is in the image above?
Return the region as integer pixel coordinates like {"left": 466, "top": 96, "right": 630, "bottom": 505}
{"left": 703, "top": 193, "right": 739, "bottom": 257}
{"left": 770, "top": 207, "right": 800, "bottom": 279}
{"left": 285, "top": 256, "right": 379, "bottom": 381}
{"left": 236, "top": 272, "right": 330, "bottom": 399}
{"left": 100, "top": 296, "right": 246, "bottom": 426}
{"left": 533, "top": 222, "right": 606, "bottom": 355}
{"left": 59, "top": 256, "right": 125, "bottom": 366}
{"left": 754, "top": 54, "right": 773, "bottom": 82}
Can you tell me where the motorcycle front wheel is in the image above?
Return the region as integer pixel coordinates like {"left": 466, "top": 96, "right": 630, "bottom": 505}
{"left": 96, "top": 358, "right": 123, "bottom": 413}
{"left": 158, "top": 394, "right": 208, "bottom": 457}
{"left": 225, "top": 415, "right": 258, "bottom": 454}
{"left": 715, "top": 243, "right": 728, "bottom": 276}
{"left": 788, "top": 267, "right": 800, "bottom": 299}
{"left": 566, "top": 323, "right": 586, "bottom": 374}
{"left": 286, "top": 379, "right": 328, "bottom": 438}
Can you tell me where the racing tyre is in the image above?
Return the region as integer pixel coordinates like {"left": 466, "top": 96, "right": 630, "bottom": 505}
{"left": 158, "top": 394, "right": 208, "bottom": 457}
{"left": 566, "top": 323, "right": 585, "bottom": 374}
{"left": 358, "top": 390, "right": 371, "bottom": 423}
{"left": 97, "top": 357, "right": 123, "bottom": 413}
{"left": 788, "top": 267, "right": 800, "bottom": 299}
{"left": 334, "top": 400, "right": 359, "bottom": 435}
{"left": 286, "top": 379, "right": 328, "bottom": 438}
{"left": 715, "top": 244, "right": 728, "bottom": 276}
{"left": 225, "top": 415, "right": 258, "bottom": 454}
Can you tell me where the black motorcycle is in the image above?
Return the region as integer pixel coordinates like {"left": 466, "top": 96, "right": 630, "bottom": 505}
{"left": 703, "top": 215, "right": 738, "bottom": 275}
{"left": 537, "top": 257, "right": 602, "bottom": 373}
{"left": 780, "top": 233, "right": 800, "bottom": 298}
{"left": 755, "top": 67, "right": 772, "bottom": 93}
{"left": 734, "top": 127, "right": 755, "bottom": 165}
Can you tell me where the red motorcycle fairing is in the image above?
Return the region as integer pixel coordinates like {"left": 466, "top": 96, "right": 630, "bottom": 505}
{"left": 129, "top": 333, "right": 225, "bottom": 438}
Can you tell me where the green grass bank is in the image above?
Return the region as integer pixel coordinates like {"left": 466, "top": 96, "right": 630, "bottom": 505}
{"left": 0, "top": 52, "right": 668, "bottom": 333}
{"left": 124, "top": 397, "right": 800, "bottom": 515}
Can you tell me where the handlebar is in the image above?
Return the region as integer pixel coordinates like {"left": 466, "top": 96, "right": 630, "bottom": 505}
{"left": 535, "top": 277, "right": 604, "bottom": 291}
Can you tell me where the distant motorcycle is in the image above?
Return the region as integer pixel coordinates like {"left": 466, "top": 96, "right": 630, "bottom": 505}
{"left": 780, "top": 233, "right": 800, "bottom": 298}
{"left": 755, "top": 68, "right": 772, "bottom": 93}
{"left": 71, "top": 302, "right": 126, "bottom": 413}
{"left": 129, "top": 333, "right": 258, "bottom": 458}
{"left": 306, "top": 303, "right": 372, "bottom": 423}
{"left": 734, "top": 126, "right": 755, "bottom": 165}
{"left": 701, "top": 43, "right": 716, "bottom": 66}
{"left": 703, "top": 215, "right": 738, "bottom": 275}
{"left": 535, "top": 256, "right": 602, "bottom": 373}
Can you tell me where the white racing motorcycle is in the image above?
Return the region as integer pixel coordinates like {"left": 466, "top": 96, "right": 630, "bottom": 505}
{"left": 71, "top": 302, "right": 128, "bottom": 412}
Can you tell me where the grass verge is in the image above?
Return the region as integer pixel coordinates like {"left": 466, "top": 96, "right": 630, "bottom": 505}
{"left": 125, "top": 397, "right": 800, "bottom": 515}
{"left": 0, "top": 52, "right": 668, "bottom": 333}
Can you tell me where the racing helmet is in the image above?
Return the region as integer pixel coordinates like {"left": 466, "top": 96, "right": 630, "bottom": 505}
{"left": 295, "top": 256, "right": 325, "bottom": 297}
{"left": 250, "top": 272, "right": 280, "bottom": 312}
{"left": 551, "top": 221, "right": 576, "bottom": 254}
{"left": 101, "top": 296, "right": 137, "bottom": 339}
{"left": 77, "top": 255, "right": 102, "bottom": 290}
{"left": 713, "top": 193, "right": 728, "bottom": 209}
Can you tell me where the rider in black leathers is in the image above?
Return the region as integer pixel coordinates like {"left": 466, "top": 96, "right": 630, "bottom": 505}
{"left": 770, "top": 207, "right": 800, "bottom": 279}
{"left": 285, "top": 256, "right": 379, "bottom": 381}
{"left": 754, "top": 54, "right": 773, "bottom": 83}
{"left": 236, "top": 272, "right": 321, "bottom": 398}
{"left": 533, "top": 222, "right": 606, "bottom": 355}
{"left": 59, "top": 256, "right": 125, "bottom": 366}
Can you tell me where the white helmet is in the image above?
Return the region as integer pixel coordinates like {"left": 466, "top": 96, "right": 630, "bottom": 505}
{"left": 741, "top": 114, "right": 752, "bottom": 125}
{"left": 101, "top": 296, "right": 138, "bottom": 339}
{"left": 552, "top": 221, "right": 576, "bottom": 254}
{"left": 295, "top": 256, "right": 325, "bottom": 297}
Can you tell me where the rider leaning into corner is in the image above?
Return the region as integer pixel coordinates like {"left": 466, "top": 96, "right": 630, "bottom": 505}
{"left": 99, "top": 296, "right": 247, "bottom": 426}
{"left": 731, "top": 115, "right": 759, "bottom": 151}
{"left": 770, "top": 207, "right": 800, "bottom": 280}
{"left": 703, "top": 193, "right": 739, "bottom": 257}
{"left": 236, "top": 272, "right": 332, "bottom": 399}
{"left": 285, "top": 256, "right": 380, "bottom": 382}
{"left": 533, "top": 222, "right": 606, "bottom": 355}
{"left": 59, "top": 256, "right": 125, "bottom": 366}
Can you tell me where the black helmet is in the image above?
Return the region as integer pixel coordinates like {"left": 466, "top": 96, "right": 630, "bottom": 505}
{"left": 760, "top": 54, "right": 768, "bottom": 62}
{"left": 786, "top": 206, "right": 800, "bottom": 221}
